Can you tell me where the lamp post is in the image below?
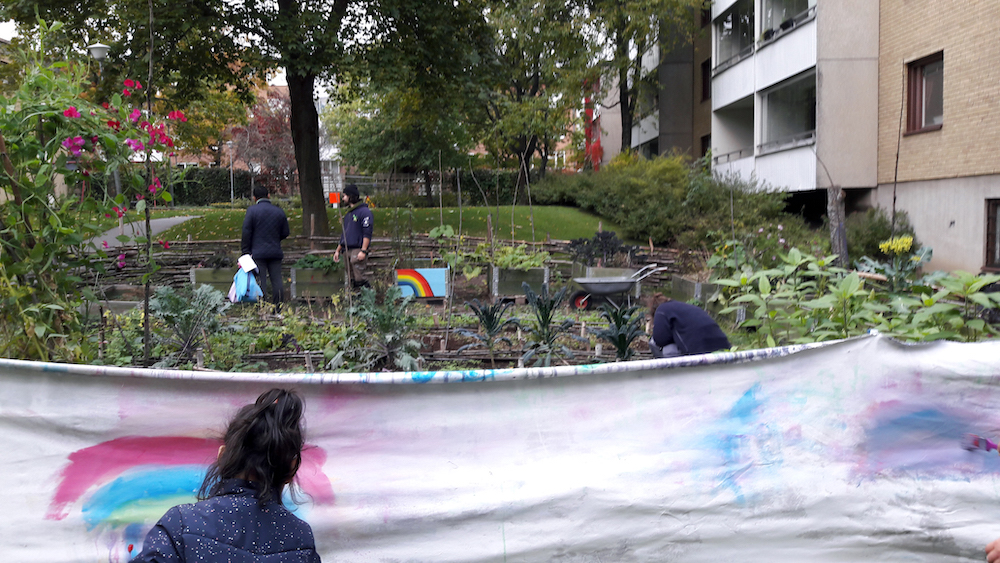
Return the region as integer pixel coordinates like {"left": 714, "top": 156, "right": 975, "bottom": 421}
{"left": 226, "top": 140, "right": 234, "bottom": 204}
{"left": 86, "top": 42, "right": 123, "bottom": 237}
{"left": 86, "top": 43, "right": 110, "bottom": 73}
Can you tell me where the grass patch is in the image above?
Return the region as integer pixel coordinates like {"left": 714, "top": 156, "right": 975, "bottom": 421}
{"left": 149, "top": 205, "right": 629, "bottom": 243}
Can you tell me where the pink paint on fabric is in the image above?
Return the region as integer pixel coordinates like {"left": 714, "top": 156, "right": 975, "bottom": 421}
{"left": 47, "top": 436, "right": 219, "bottom": 520}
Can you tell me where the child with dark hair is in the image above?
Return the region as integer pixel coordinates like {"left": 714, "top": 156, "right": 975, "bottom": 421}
{"left": 134, "top": 389, "right": 321, "bottom": 562}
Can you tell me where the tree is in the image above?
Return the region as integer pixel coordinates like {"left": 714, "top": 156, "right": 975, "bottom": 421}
{"left": 587, "top": 0, "right": 703, "bottom": 152}
{"left": 165, "top": 86, "right": 251, "bottom": 166}
{"left": 0, "top": 0, "right": 262, "bottom": 105}
{"left": 7, "top": 0, "right": 496, "bottom": 237}
{"left": 233, "top": 88, "right": 298, "bottom": 196}
{"left": 481, "top": 0, "right": 591, "bottom": 188}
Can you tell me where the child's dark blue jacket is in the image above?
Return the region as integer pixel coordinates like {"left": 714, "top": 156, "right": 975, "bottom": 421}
{"left": 134, "top": 479, "right": 321, "bottom": 562}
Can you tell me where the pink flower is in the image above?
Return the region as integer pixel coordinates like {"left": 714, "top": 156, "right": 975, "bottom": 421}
{"left": 135, "top": 80, "right": 143, "bottom": 90}
{"left": 777, "top": 224, "right": 783, "bottom": 231}
{"left": 61, "top": 136, "right": 85, "bottom": 156}
{"left": 122, "top": 88, "right": 131, "bottom": 97}
{"left": 129, "top": 108, "right": 141, "bottom": 123}
{"left": 116, "top": 253, "right": 126, "bottom": 269}
{"left": 112, "top": 206, "right": 124, "bottom": 218}
{"left": 148, "top": 177, "right": 161, "bottom": 193}
{"left": 167, "top": 110, "right": 187, "bottom": 122}
{"left": 102, "top": 240, "right": 109, "bottom": 249}
{"left": 779, "top": 238, "right": 785, "bottom": 244}
{"left": 135, "top": 194, "right": 144, "bottom": 200}
{"left": 758, "top": 227, "right": 764, "bottom": 233}
{"left": 124, "top": 79, "right": 135, "bottom": 88}
{"left": 158, "top": 240, "right": 170, "bottom": 250}
{"left": 125, "top": 138, "right": 145, "bottom": 152}
{"left": 63, "top": 106, "right": 81, "bottom": 118}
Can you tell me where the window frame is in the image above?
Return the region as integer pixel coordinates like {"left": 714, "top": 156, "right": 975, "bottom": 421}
{"left": 986, "top": 200, "right": 1000, "bottom": 270}
{"left": 714, "top": 0, "right": 755, "bottom": 73}
{"left": 905, "top": 51, "right": 944, "bottom": 135}
{"left": 701, "top": 58, "right": 712, "bottom": 101}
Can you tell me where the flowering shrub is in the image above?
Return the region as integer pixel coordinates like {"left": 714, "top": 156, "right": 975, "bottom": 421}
{"left": 0, "top": 22, "right": 183, "bottom": 361}
{"left": 856, "top": 235, "right": 932, "bottom": 294}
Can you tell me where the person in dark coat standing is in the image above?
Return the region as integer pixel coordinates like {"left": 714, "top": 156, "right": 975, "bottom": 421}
{"left": 242, "top": 185, "right": 290, "bottom": 306}
{"left": 333, "top": 184, "right": 374, "bottom": 288}
{"left": 648, "top": 294, "right": 731, "bottom": 358}
{"left": 134, "top": 389, "right": 322, "bottom": 562}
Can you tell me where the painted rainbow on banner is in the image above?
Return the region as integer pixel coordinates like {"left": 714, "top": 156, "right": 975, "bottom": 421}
{"left": 397, "top": 269, "right": 434, "bottom": 297}
{"left": 47, "top": 435, "right": 335, "bottom": 531}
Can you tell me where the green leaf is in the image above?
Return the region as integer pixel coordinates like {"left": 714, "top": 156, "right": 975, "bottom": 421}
{"left": 135, "top": 199, "right": 147, "bottom": 214}
{"left": 116, "top": 235, "right": 131, "bottom": 243}
{"left": 34, "top": 324, "right": 46, "bottom": 338}
{"left": 160, "top": 191, "right": 173, "bottom": 203}
{"left": 759, "top": 276, "right": 771, "bottom": 295}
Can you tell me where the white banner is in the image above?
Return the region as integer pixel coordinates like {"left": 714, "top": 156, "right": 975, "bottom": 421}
{"left": 3, "top": 334, "right": 1000, "bottom": 562}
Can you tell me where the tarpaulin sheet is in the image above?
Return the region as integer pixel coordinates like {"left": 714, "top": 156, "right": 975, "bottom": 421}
{"left": 2, "top": 333, "right": 1000, "bottom": 562}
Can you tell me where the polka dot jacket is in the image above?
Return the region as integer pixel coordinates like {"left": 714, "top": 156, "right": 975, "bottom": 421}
{"left": 134, "top": 479, "right": 321, "bottom": 562}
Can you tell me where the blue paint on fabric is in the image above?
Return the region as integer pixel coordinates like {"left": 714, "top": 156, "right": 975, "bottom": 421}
{"left": 81, "top": 465, "right": 204, "bottom": 528}
{"left": 410, "top": 371, "right": 435, "bottom": 383}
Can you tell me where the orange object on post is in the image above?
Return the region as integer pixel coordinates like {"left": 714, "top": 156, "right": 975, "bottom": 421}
{"left": 329, "top": 192, "right": 340, "bottom": 205}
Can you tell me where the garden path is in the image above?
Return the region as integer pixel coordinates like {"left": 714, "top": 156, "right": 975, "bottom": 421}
{"left": 90, "top": 215, "right": 201, "bottom": 249}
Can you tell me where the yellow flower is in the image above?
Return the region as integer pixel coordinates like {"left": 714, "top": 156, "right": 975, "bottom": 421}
{"left": 878, "top": 235, "right": 913, "bottom": 255}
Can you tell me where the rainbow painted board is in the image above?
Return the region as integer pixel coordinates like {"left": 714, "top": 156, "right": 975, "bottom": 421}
{"left": 396, "top": 268, "right": 449, "bottom": 298}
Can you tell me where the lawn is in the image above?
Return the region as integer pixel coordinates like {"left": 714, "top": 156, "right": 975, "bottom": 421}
{"left": 150, "top": 205, "right": 629, "bottom": 243}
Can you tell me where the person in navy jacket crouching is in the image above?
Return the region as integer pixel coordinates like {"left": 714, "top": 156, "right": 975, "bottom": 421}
{"left": 648, "top": 294, "right": 731, "bottom": 358}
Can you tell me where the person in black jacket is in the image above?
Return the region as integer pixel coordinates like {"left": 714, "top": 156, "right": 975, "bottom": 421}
{"left": 135, "top": 389, "right": 322, "bottom": 562}
{"left": 242, "top": 186, "right": 290, "bottom": 307}
{"left": 648, "top": 294, "right": 731, "bottom": 358}
{"left": 333, "top": 184, "right": 374, "bottom": 288}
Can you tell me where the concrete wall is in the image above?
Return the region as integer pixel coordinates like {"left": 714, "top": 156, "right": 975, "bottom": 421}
{"left": 876, "top": 174, "right": 1000, "bottom": 272}
{"left": 658, "top": 40, "right": 694, "bottom": 154}
{"left": 756, "top": 19, "right": 817, "bottom": 91}
{"left": 816, "top": 0, "right": 878, "bottom": 190}
{"left": 692, "top": 24, "right": 713, "bottom": 156}
{"left": 598, "top": 83, "right": 623, "bottom": 167}
{"left": 878, "top": 0, "right": 1000, "bottom": 184}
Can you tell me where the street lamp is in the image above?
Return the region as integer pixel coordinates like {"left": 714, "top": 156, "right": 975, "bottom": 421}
{"left": 227, "top": 140, "right": 234, "bottom": 204}
{"left": 86, "top": 43, "right": 110, "bottom": 74}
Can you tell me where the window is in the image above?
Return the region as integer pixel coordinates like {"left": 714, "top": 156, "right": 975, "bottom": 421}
{"left": 907, "top": 52, "right": 943, "bottom": 133}
{"left": 701, "top": 7, "right": 711, "bottom": 28}
{"left": 701, "top": 58, "right": 712, "bottom": 101}
{"left": 700, "top": 134, "right": 712, "bottom": 159}
{"left": 760, "top": 72, "right": 816, "bottom": 152}
{"left": 715, "top": 0, "right": 753, "bottom": 70}
{"left": 762, "top": 0, "right": 816, "bottom": 37}
{"left": 987, "top": 200, "right": 1000, "bottom": 269}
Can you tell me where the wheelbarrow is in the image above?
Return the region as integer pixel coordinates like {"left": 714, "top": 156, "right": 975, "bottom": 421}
{"left": 568, "top": 264, "right": 670, "bottom": 310}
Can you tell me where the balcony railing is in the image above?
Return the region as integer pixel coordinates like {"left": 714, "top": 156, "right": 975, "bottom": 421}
{"left": 713, "top": 44, "right": 754, "bottom": 76}
{"left": 712, "top": 147, "right": 754, "bottom": 165}
{"left": 757, "top": 130, "right": 815, "bottom": 155}
{"left": 758, "top": 6, "right": 817, "bottom": 49}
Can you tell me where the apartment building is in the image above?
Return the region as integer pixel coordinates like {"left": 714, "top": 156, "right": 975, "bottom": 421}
{"left": 710, "top": 0, "right": 878, "bottom": 211}
{"left": 876, "top": 1, "right": 1000, "bottom": 272}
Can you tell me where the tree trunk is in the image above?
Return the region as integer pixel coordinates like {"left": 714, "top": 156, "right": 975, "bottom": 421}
{"left": 423, "top": 169, "right": 433, "bottom": 206}
{"left": 827, "top": 185, "right": 849, "bottom": 267}
{"left": 619, "top": 62, "right": 632, "bottom": 152}
{"left": 515, "top": 135, "right": 537, "bottom": 194}
{"left": 286, "top": 72, "right": 330, "bottom": 237}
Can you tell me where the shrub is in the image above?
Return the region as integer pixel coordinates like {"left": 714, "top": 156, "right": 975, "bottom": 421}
{"left": 845, "top": 208, "right": 919, "bottom": 264}
{"left": 170, "top": 168, "right": 253, "bottom": 206}
{"left": 533, "top": 154, "right": 825, "bottom": 265}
